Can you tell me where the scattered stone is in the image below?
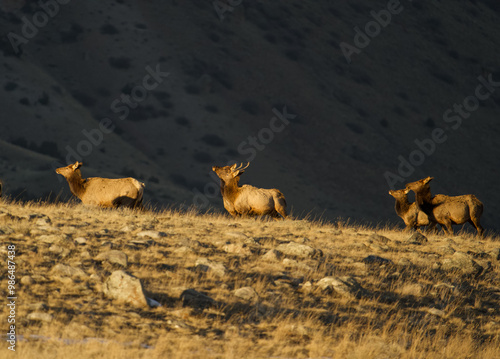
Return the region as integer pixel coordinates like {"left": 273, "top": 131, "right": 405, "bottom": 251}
{"left": 195, "top": 258, "right": 227, "bottom": 277}
{"left": 103, "top": 270, "right": 149, "bottom": 307}
{"left": 100, "top": 241, "right": 114, "bottom": 249}
{"left": 35, "top": 218, "right": 51, "bottom": 226}
{"left": 441, "top": 252, "right": 483, "bottom": 275}
{"left": 244, "top": 237, "right": 260, "bottom": 246}
{"left": 316, "top": 276, "right": 367, "bottom": 299}
{"left": 95, "top": 250, "right": 128, "bottom": 267}
{"left": 226, "top": 231, "right": 248, "bottom": 240}
{"left": 49, "top": 244, "right": 65, "bottom": 255}
{"left": 362, "top": 255, "right": 392, "bottom": 265}
{"left": 137, "top": 230, "right": 167, "bottom": 239}
{"left": 130, "top": 239, "right": 155, "bottom": 247}
{"left": 31, "top": 275, "right": 47, "bottom": 282}
{"left": 174, "top": 246, "right": 195, "bottom": 255}
{"left": 28, "top": 302, "right": 47, "bottom": 311}
{"left": 223, "top": 243, "right": 252, "bottom": 255}
{"left": 301, "top": 281, "right": 313, "bottom": 293}
{"left": 437, "top": 245, "right": 455, "bottom": 255}
{"left": 276, "top": 242, "right": 320, "bottom": 258}
{"left": 233, "top": 287, "right": 258, "bottom": 302}
{"left": 282, "top": 258, "right": 312, "bottom": 271}
{"left": 121, "top": 225, "right": 136, "bottom": 232}
{"left": 146, "top": 297, "right": 162, "bottom": 307}
{"left": 489, "top": 248, "right": 500, "bottom": 261}
{"left": 38, "top": 234, "right": 67, "bottom": 244}
{"left": 262, "top": 249, "right": 282, "bottom": 262}
{"left": 75, "top": 237, "right": 87, "bottom": 245}
{"left": 180, "top": 289, "right": 215, "bottom": 309}
{"left": 406, "top": 232, "right": 428, "bottom": 245}
{"left": 369, "top": 234, "right": 390, "bottom": 244}
{"left": 27, "top": 312, "right": 53, "bottom": 322}
{"left": 50, "top": 264, "right": 86, "bottom": 278}
{"left": 179, "top": 237, "right": 201, "bottom": 248}
{"left": 400, "top": 283, "right": 424, "bottom": 296}
{"left": 20, "top": 276, "right": 34, "bottom": 285}
{"left": 427, "top": 308, "right": 445, "bottom": 317}
{"left": 369, "top": 243, "right": 389, "bottom": 252}
{"left": 397, "top": 258, "right": 412, "bottom": 266}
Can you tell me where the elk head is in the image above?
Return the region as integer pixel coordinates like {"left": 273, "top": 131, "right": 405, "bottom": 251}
{"left": 388, "top": 188, "right": 410, "bottom": 199}
{"left": 56, "top": 161, "right": 83, "bottom": 177}
{"left": 212, "top": 162, "right": 250, "bottom": 184}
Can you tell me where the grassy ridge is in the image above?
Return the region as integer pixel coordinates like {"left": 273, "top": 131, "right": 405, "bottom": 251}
{"left": 1, "top": 200, "right": 499, "bottom": 358}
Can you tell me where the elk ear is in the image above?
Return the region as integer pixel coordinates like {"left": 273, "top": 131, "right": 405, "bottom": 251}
{"left": 72, "top": 162, "right": 82, "bottom": 170}
{"left": 404, "top": 188, "right": 410, "bottom": 194}
{"left": 232, "top": 170, "right": 244, "bottom": 177}
{"left": 424, "top": 176, "right": 434, "bottom": 184}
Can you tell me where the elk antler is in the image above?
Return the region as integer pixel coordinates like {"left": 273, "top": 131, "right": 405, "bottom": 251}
{"left": 241, "top": 162, "right": 250, "bottom": 170}
{"left": 231, "top": 162, "right": 250, "bottom": 172}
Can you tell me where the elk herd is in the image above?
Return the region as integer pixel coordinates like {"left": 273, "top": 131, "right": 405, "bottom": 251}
{"left": 389, "top": 176, "right": 484, "bottom": 237}
{"left": 0, "top": 161, "right": 486, "bottom": 237}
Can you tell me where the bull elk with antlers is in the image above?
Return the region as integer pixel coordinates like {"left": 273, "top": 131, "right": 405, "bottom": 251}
{"left": 212, "top": 162, "right": 288, "bottom": 219}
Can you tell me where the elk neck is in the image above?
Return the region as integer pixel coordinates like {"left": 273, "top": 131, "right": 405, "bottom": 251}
{"left": 223, "top": 177, "right": 241, "bottom": 203}
{"left": 65, "top": 170, "right": 87, "bottom": 199}
{"left": 394, "top": 195, "right": 411, "bottom": 215}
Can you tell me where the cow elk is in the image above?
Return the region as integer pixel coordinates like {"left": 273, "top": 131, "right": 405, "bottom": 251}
{"left": 55, "top": 162, "right": 145, "bottom": 209}
{"left": 388, "top": 188, "right": 434, "bottom": 232}
{"left": 212, "top": 162, "right": 287, "bottom": 219}
{"left": 406, "top": 177, "right": 484, "bottom": 237}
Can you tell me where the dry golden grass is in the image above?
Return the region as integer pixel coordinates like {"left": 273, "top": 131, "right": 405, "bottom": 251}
{"left": 1, "top": 200, "right": 499, "bottom": 358}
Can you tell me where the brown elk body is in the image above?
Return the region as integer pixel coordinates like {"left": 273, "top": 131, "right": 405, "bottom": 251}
{"left": 56, "top": 162, "right": 145, "bottom": 209}
{"left": 406, "top": 177, "right": 484, "bottom": 236}
{"left": 212, "top": 163, "right": 287, "bottom": 219}
{"left": 388, "top": 188, "right": 434, "bottom": 231}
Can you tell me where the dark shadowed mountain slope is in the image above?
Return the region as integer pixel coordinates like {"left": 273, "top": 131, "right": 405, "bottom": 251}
{"left": 0, "top": 0, "right": 499, "bottom": 232}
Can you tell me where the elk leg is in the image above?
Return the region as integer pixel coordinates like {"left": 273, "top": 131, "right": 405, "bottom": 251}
{"left": 469, "top": 219, "right": 484, "bottom": 237}
{"left": 441, "top": 221, "right": 454, "bottom": 236}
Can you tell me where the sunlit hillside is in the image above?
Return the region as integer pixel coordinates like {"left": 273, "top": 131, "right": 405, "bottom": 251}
{"left": 1, "top": 200, "right": 499, "bottom": 358}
